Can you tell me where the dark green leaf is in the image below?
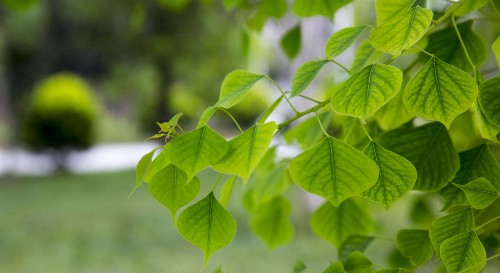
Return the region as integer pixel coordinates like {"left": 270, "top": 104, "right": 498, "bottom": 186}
{"left": 281, "top": 24, "right": 302, "bottom": 59}
{"left": 478, "top": 76, "right": 500, "bottom": 128}
{"left": 396, "top": 229, "right": 434, "bottom": 266}
{"left": 250, "top": 196, "right": 294, "bottom": 248}
{"left": 293, "top": 260, "right": 307, "bottom": 273}
{"left": 474, "top": 100, "right": 500, "bottom": 143}
{"left": 374, "top": 91, "right": 413, "bottom": 131}
{"left": 291, "top": 60, "right": 328, "bottom": 97}
{"left": 325, "top": 25, "right": 369, "bottom": 59}
{"left": 343, "top": 251, "right": 373, "bottom": 273}
{"left": 339, "top": 235, "right": 375, "bottom": 261}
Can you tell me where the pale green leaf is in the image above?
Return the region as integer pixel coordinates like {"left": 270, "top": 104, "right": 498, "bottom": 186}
{"left": 197, "top": 106, "right": 217, "bottom": 128}
{"left": 374, "top": 91, "right": 413, "bottom": 131}
{"left": 284, "top": 111, "right": 332, "bottom": 149}
{"left": 351, "top": 40, "right": 384, "bottom": 73}
{"left": 144, "top": 149, "right": 171, "bottom": 182}
{"left": 332, "top": 63, "right": 402, "bottom": 120}
{"left": 440, "top": 231, "right": 486, "bottom": 273}
{"left": 252, "top": 161, "right": 289, "bottom": 204}
{"left": 403, "top": 56, "right": 478, "bottom": 127}
{"left": 378, "top": 122, "right": 459, "bottom": 191}
{"left": 369, "top": 6, "right": 433, "bottom": 56}
{"left": 292, "top": 0, "right": 352, "bottom": 18}
{"left": 164, "top": 126, "right": 229, "bottom": 181}
{"left": 177, "top": 192, "right": 237, "bottom": 264}
{"left": 325, "top": 25, "right": 369, "bottom": 59}
{"left": 343, "top": 251, "right": 373, "bottom": 273}
{"left": 289, "top": 137, "right": 379, "bottom": 206}
{"left": 257, "top": 0, "right": 287, "bottom": 19}
{"left": 250, "top": 196, "right": 294, "bottom": 248}
{"left": 362, "top": 141, "right": 417, "bottom": 209}
{"left": 310, "top": 199, "right": 373, "bottom": 247}
{"left": 439, "top": 144, "right": 500, "bottom": 210}
{"left": 454, "top": 0, "right": 489, "bottom": 16}
{"left": 429, "top": 207, "right": 474, "bottom": 256}
{"left": 132, "top": 148, "right": 157, "bottom": 196}
{"left": 149, "top": 164, "right": 200, "bottom": 219}
{"left": 424, "top": 21, "right": 486, "bottom": 72}
{"left": 396, "top": 229, "right": 433, "bottom": 266}
{"left": 216, "top": 70, "right": 266, "bottom": 109}
{"left": 474, "top": 100, "right": 500, "bottom": 143}
{"left": 375, "top": 0, "right": 422, "bottom": 24}
{"left": 323, "top": 261, "right": 345, "bottom": 273}
{"left": 339, "top": 235, "right": 375, "bottom": 261}
{"left": 493, "top": 36, "right": 500, "bottom": 69}
{"left": 478, "top": 76, "right": 500, "bottom": 128}
{"left": 213, "top": 122, "right": 276, "bottom": 181}
{"left": 219, "top": 176, "right": 237, "bottom": 208}
{"left": 340, "top": 116, "right": 370, "bottom": 149}
{"left": 281, "top": 24, "right": 301, "bottom": 59}
{"left": 291, "top": 60, "right": 328, "bottom": 97}
{"left": 454, "top": 178, "right": 499, "bottom": 209}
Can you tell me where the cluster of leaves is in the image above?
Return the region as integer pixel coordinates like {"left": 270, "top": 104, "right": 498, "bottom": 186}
{"left": 134, "top": 0, "right": 500, "bottom": 272}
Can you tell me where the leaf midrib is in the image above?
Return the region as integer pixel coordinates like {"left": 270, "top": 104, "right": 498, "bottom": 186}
{"left": 456, "top": 232, "right": 474, "bottom": 272}
{"left": 400, "top": 7, "right": 418, "bottom": 54}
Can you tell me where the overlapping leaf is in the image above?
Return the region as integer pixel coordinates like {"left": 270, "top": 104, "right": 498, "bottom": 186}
{"left": 403, "top": 56, "right": 478, "bottom": 127}
{"left": 339, "top": 235, "right": 374, "bottom": 261}
{"left": 454, "top": 178, "right": 499, "bottom": 209}
{"left": 351, "top": 40, "right": 383, "bottom": 73}
{"left": 323, "top": 261, "right": 345, "bottom": 273}
{"left": 374, "top": 91, "right": 413, "bottom": 131}
{"left": 149, "top": 164, "right": 200, "bottom": 219}
{"left": 144, "top": 149, "right": 171, "bottom": 182}
{"left": 362, "top": 141, "right": 417, "bottom": 209}
{"left": 219, "top": 176, "right": 236, "bottom": 208}
{"left": 216, "top": 70, "right": 266, "bottom": 108}
{"left": 396, "top": 229, "right": 433, "bottom": 266}
{"left": 375, "top": 0, "right": 424, "bottom": 24}
{"left": 291, "top": 60, "right": 328, "bottom": 97}
{"left": 177, "top": 192, "right": 237, "bottom": 264}
{"left": 325, "top": 25, "right": 368, "bottom": 59}
{"left": 331, "top": 64, "right": 403, "bottom": 119}
{"left": 252, "top": 161, "right": 289, "bottom": 204}
{"left": 440, "top": 231, "right": 486, "bottom": 273}
{"left": 343, "top": 251, "right": 373, "bottom": 273}
{"left": 281, "top": 24, "right": 301, "bottom": 59}
{"left": 369, "top": 6, "right": 433, "bottom": 56}
{"left": 289, "top": 137, "right": 379, "bottom": 206}
{"left": 310, "top": 199, "right": 373, "bottom": 248}
{"left": 164, "top": 126, "right": 229, "bottom": 181}
{"left": 250, "top": 196, "right": 294, "bottom": 248}
{"left": 132, "top": 148, "right": 157, "bottom": 195}
{"left": 474, "top": 100, "right": 500, "bottom": 143}
{"left": 429, "top": 207, "right": 474, "bottom": 256}
{"left": 478, "top": 76, "right": 500, "bottom": 128}
{"left": 213, "top": 122, "right": 276, "bottom": 180}
{"left": 284, "top": 111, "right": 332, "bottom": 149}
{"left": 378, "top": 122, "right": 459, "bottom": 191}
{"left": 292, "top": 0, "right": 352, "bottom": 18}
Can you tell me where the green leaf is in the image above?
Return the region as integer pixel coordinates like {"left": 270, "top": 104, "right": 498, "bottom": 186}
{"left": 374, "top": 91, "right": 413, "bottom": 131}
{"left": 339, "top": 235, "right": 375, "bottom": 261}
{"left": 252, "top": 161, "right": 289, "bottom": 204}
{"left": 351, "top": 40, "right": 383, "bottom": 73}
{"left": 343, "top": 251, "right": 373, "bottom": 273}
{"left": 132, "top": 148, "right": 157, "bottom": 196}
{"left": 396, "top": 229, "right": 434, "bottom": 266}
{"left": 292, "top": 0, "right": 352, "bottom": 18}
{"left": 454, "top": 178, "right": 499, "bottom": 209}
{"left": 197, "top": 106, "right": 217, "bottom": 128}
{"left": 440, "top": 231, "right": 486, "bottom": 273}
{"left": 257, "top": 0, "right": 287, "bottom": 19}
{"left": 493, "top": 36, "right": 500, "bottom": 69}
{"left": 222, "top": 0, "right": 244, "bottom": 10}
{"left": 439, "top": 144, "right": 500, "bottom": 210}
{"left": 375, "top": 0, "right": 422, "bottom": 24}
{"left": 164, "top": 126, "right": 230, "bottom": 181}
{"left": 454, "top": 0, "right": 489, "bottom": 16}
{"left": 293, "top": 260, "right": 307, "bottom": 273}
{"left": 2, "top": 0, "right": 38, "bottom": 11}
{"left": 340, "top": 116, "right": 370, "bottom": 149}
{"left": 323, "top": 261, "right": 345, "bottom": 273}
{"left": 403, "top": 56, "right": 478, "bottom": 127}
{"left": 478, "top": 76, "right": 500, "bottom": 128}
{"left": 250, "top": 196, "right": 294, "bottom": 248}
{"left": 177, "top": 192, "right": 237, "bottom": 264}
{"left": 289, "top": 137, "right": 379, "bottom": 206}
{"left": 144, "top": 149, "right": 171, "bottom": 182}
{"left": 378, "top": 122, "right": 459, "bottom": 191}
{"left": 362, "top": 141, "right": 417, "bottom": 209}
{"left": 331, "top": 64, "right": 402, "bottom": 119}
{"left": 149, "top": 165, "right": 201, "bottom": 219}
{"left": 219, "top": 176, "right": 237, "bottom": 208}
{"left": 216, "top": 70, "right": 266, "bottom": 109}
{"left": 325, "top": 26, "right": 369, "bottom": 59}
{"left": 369, "top": 6, "right": 433, "bottom": 56}
{"left": 474, "top": 100, "right": 500, "bottom": 143}
{"left": 213, "top": 122, "right": 276, "bottom": 181}
{"left": 429, "top": 207, "right": 474, "bottom": 256}
{"left": 284, "top": 111, "right": 332, "bottom": 149}
{"left": 281, "top": 24, "right": 301, "bottom": 60}
{"left": 424, "top": 21, "right": 486, "bottom": 72}
{"left": 310, "top": 199, "right": 373, "bottom": 248}
{"left": 291, "top": 60, "right": 328, "bottom": 97}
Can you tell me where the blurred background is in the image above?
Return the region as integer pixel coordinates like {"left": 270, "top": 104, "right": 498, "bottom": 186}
{"left": 1, "top": 0, "right": 500, "bottom": 272}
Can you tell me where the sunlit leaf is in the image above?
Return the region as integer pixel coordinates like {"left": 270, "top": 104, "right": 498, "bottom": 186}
{"left": 292, "top": 0, "right": 352, "bottom": 18}
{"left": 403, "top": 56, "right": 478, "bottom": 127}
{"left": 396, "top": 229, "right": 433, "bottom": 266}
{"left": 250, "top": 196, "right": 294, "bottom": 248}
{"left": 493, "top": 36, "right": 500, "bottom": 69}
{"left": 375, "top": 0, "right": 424, "bottom": 24}
{"left": 440, "top": 231, "right": 486, "bottom": 273}
{"left": 177, "top": 192, "right": 237, "bottom": 264}
{"left": 164, "top": 126, "right": 229, "bottom": 181}
{"left": 429, "top": 207, "right": 474, "bottom": 256}
{"left": 293, "top": 260, "right": 307, "bottom": 273}
{"left": 216, "top": 70, "right": 266, "bottom": 109}
{"left": 454, "top": 0, "right": 489, "bottom": 16}
{"left": 362, "top": 141, "right": 417, "bottom": 209}
{"left": 291, "top": 60, "right": 328, "bottom": 97}
{"left": 281, "top": 24, "right": 302, "bottom": 59}
{"left": 213, "top": 122, "right": 276, "bottom": 181}
{"left": 339, "top": 235, "right": 375, "bottom": 261}
{"left": 369, "top": 6, "right": 432, "bottom": 56}
{"left": 290, "top": 137, "right": 379, "bottom": 206}
{"left": 325, "top": 25, "right": 369, "bottom": 59}
{"left": 149, "top": 165, "right": 200, "bottom": 219}
{"left": 144, "top": 149, "right": 171, "bottom": 182}
{"left": 310, "top": 199, "right": 373, "bottom": 248}
{"left": 323, "top": 261, "right": 345, "bottom": 273}
{"left": 331, "top": 64, "right": 403, "bottom": 119}
{"left": 378, "top": 122, "right": 459, "bottom": 191}
{"left": 478, "top": 76, "right": 500, "bottom": 128}
{"left": 131, "top": 148, "right": 157, "bottom": 196}
{"left": 454, "top": 178, "right": 499, "bottom": 209}
{"left": 219, "top": 176, "right": 237, "bottom": 208}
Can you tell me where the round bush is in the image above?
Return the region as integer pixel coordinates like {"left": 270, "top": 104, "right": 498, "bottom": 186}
{"left": 21, "top": 73, "right": 97, "bottom": 151}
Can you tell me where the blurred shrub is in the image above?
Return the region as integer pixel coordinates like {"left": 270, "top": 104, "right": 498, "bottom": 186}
{"left": 21, "top": 73, "right": 97, "bottom": 151}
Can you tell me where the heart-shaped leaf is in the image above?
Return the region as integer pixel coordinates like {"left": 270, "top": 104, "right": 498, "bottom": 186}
{"left": 440, "top": 231, "right": 486, "bottom": 273}
{"left": 281, "top": 24, "right": 301, "bottom": 59}
{"left": 325, "top": 25, "right": 369, "bottom": 59}
{"left": 396, "top": 229, "right": 434, "bottom": 266}
{"left": 478, "top": 76, "right": 500, "bottom": 128}
{"left": 429, "top": 207, "right": 474, "bottom": 256}
{"left": 454, "top": 178, "right": 499, "bottom": 209}
{"left": 291, "top": 60, "right": 328, "bottom": 97}
{"left": 216, "top": 70, "right": 266, "bottom": 109}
